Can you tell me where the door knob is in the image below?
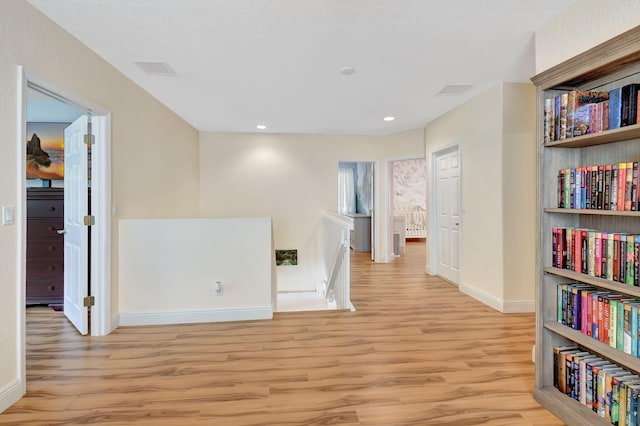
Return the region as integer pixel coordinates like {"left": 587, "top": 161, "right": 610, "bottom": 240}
{"left": 56, "top": 229, "right": 66, "bottom": 235}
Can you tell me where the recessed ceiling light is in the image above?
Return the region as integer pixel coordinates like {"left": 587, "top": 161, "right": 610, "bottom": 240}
{"left": 340, "top": 67, "right": 355, "bottom": 76}
{"left": 437, "top": 84, "right": 474, "bottom": 96}
{"left": 383, "top": 116, "right": 395, "bottom": 122}
{"left": 256, "top": 124, "right": 267, "bottom": 130}
{"left": 133, "top": 61, "right": 176, "bottom": 76}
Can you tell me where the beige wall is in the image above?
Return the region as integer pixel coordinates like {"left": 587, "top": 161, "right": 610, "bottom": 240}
{"left": 502, "top": 83, "right": 537, "bottom": 303}
{"left": 425, "top": 84, "right": 505, "bottom": 304}
{"left": 425, "top": 82, "right": 536, "bottom": 312}
{"left": 535, "top": 0, "right": 640, "bottom": 73}
{"left": 384, "top": 128, "right": 425, "bottom": 158}
{"left": 119, "top": 218, "right": 274, "bottom": 324}
{"left": 0, "top": 1, "right": 199, "bottom": 410}
{"left": 199, "top": 131, "right": 424, "bottom": 292}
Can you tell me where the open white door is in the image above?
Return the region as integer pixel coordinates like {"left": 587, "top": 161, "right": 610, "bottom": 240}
{"left": 63, "top": 115, "right": 90, "bottom": 335}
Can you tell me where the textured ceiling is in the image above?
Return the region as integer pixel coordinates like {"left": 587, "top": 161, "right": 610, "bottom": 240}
{"left": 27, "top": 0, "right": 576, "bottom": 135}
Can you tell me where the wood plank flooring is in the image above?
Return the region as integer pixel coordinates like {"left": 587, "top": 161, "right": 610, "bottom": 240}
{"left": 1, "top": 242, "right": 563, "bottom": 425}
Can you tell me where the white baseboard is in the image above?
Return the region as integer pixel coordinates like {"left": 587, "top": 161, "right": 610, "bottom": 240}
{"left": 501, "top": 299, "right": 536, "bottom": 313}
{"left": 118, "top": 306, "right": 273, "bottom": 327}
{"left": 0, "top": 378, "right": 24, "bottom": 414}
{"left": 459, "top": 281, "right": 534, "bottom": 313}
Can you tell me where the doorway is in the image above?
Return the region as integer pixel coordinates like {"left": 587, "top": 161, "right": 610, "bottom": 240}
{"left": 19, "top": 68, "right": 112, "bottom": 337}
{"left": 338, "top": 161, "right": 375, "bottom": 260}
{"left": 429, "top": 145, "right": 461, "bottom": 284}
{"left": 390, "top": 158, "right": 427, "bottom": 258}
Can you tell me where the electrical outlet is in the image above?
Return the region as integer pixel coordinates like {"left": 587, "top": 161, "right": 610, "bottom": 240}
{"left": 214, "top": 281, "right": 223, "bottom": 296}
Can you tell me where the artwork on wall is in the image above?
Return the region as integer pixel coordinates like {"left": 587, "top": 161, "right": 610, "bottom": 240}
{"left": 275, "top": 249, "right": 298, "bottom": 266}
{"left": 26, "top": 122, "right": 69, "bottom": 180}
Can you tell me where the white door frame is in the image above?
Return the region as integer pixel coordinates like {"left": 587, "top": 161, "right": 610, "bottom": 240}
{"left": 17, "top": 67, "right": 112, "bottom": 339}
{"left": 427, "top": 144, "right": 461, "bottom": 280}
{"left": 337, "top": 160, "right": 383, "bottom": 262}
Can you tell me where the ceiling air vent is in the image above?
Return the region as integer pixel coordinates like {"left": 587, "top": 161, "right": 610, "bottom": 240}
{"left": 134, "top": 61, "right": 176, "bottom": 76}
{"left": 437, "top": 84, "right": 473, "bottom": 96}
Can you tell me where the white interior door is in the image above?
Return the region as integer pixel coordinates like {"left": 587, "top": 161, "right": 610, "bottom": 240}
{"left": 63, "top": 115, "right": 89, "bottom": 335}
{"left": 435, "top": 147, "right": 460, "bottom": 284}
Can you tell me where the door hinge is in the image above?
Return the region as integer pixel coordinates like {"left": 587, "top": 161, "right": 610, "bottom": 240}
{"left": 84, "top": 134, "right": 95, "bottom": 145}
{"left": 84, "top": 215, "right": 95, "bottom": 226}
{"left": 83, "top": 296, "right": 95, "bottom": 307}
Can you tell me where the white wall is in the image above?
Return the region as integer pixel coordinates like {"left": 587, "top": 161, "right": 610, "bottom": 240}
{"left": 119, "top": 218, "right": 274, "bottom": 325}
{"left": 198, "top": 131, "right": 424, "bottom": 292}
{"left": 424, "top": 82, "right": 536, "bottom": 312}
{"left": 535, "top": 0, "right": 640, "bottom": 73}
{"left": 0, "top": 1, "right": 199, "bottom": 412}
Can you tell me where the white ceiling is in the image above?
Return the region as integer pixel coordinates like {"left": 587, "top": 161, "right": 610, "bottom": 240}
{"left": 27, "top": 0, "right": 576, "bottom": 135}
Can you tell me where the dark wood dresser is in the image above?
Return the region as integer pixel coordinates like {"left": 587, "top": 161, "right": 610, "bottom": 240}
{"left": 26, "top": 188, "right": 64, "bottom": 305}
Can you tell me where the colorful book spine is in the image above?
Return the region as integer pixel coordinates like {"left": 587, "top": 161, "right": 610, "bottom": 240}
{"left": 610, "top": 87, "right": 622, "bottom": 130}
{"left": 608, "top": 233, "right": 615, "bottom": 281}
{"left": 621, "top": 83, "right": 640, "bottom": 127}
{"left": 628, "top": 234, "right": 636, "bottom": 286}
{"left": 595, "top": 232, "right": 602, "bottom": 278}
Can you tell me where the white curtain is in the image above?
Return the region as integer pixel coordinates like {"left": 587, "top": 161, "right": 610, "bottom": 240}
{"left": 338, "top": 167, "right": 355, "bottom": 215}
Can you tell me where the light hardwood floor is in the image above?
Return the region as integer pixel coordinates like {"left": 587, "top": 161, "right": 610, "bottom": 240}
{"left": 1, "top": 242, "right": 563, "bottom": 425}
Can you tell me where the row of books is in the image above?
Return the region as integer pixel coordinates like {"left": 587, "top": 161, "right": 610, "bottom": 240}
{"left": 544, "top": 84, "right": 640, "bottom": 143}
{"left": 552, "top": 228, "right": 640, "bottom": 285}
{"left": 554, "top": 345, "right": 640, "bottom": 424}
{"left": 558, "top": 283, "right": 640, "bottom": 355}
{"left": 557, "top": 162, "right": 640, "bottom": 211}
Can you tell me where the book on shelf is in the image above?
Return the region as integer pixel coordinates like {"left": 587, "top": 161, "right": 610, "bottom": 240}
{"left": 611, "top": 373, "right": 639, "bottom": 423}
{"left": 619, "top": 375, "right": 640, "bottom": 425}
{"left": 621, "top": 84, "right": 640, "bottom": 127}
{"left": 556, "top": 162, "right": 640, "bottom": 212}
{"left": 556, "top": 280, "right": 640, "bottom": 358}
{"left": 542, "top": 84, "right": 640, "bottom": 144}
{"left": 610, "top": 87, "right": 622, "bottom": 130}
{"left": 626, "top": 383, "right": 640, "bottom": 425}
{"left": 552, "top": 227, "right": 640, "bottom": 286}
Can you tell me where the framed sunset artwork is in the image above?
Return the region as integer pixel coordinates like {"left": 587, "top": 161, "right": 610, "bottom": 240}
{"left": 26, "top": 122, "right": 69, "bottom": 180}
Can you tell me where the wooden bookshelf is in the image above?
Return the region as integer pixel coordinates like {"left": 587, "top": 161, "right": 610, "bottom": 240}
{"left": 534, "top": 26, "right": 640, "bottom": 425}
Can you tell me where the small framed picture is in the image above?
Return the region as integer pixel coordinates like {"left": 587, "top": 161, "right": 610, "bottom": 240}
{"left": 275, "top": 249, "right": 297, "bottom": 266}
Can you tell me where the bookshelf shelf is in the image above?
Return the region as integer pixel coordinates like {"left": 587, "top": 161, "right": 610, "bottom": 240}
{"left": 544, "top": 208, "right": 640, "bottom": 217}
{"left": 544, "top": 266, "right": 640, "bottom": 298}
{"left": 534, "top": 26, "right": 640, "bottom": 425}
{"left": 534, "top": 387, "right": 611, "bottom": 426}
{"left": 544, "top": 321, "right": 640, "bottom": 370}
{"left": 543, "top": 124, "right": 640, "bottom": 148}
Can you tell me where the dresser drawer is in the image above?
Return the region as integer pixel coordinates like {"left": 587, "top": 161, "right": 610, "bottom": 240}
{"left": 27, "top": 199, "right": 64, "bottom": 218}
{"left": 26, "top": 279, "right": 63, "bottom": 299}
{"left": 27, "top": 218, "right": 64, "bottom": 237}
{"left": 26, "top": 259, "right": 64, "bottom": 278}
{"left": 26, "top": 238, "right": 64, "bottom": 258}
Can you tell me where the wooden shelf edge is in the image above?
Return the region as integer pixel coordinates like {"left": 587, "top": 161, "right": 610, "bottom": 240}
{"left": 544, "top": 321, "right": 640, "bottom": 372}
{"left": 542, "top": 124, "right": 640, "bottom": 148}
{"left": 531, "top": 26, "right": 640, "bottom": 90}
{"left": 543, "top": 267, "right": 640, "bottom": 297}
{"left": 534, "top": 386, "right": 610, "bottom": 426}
{"left": 544, "top": 208, "right": 640, "bottom": 217}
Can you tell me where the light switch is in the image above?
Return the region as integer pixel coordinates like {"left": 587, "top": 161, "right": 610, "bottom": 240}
{"left": 2, "top": 205, "right": 15, "bottom": 225}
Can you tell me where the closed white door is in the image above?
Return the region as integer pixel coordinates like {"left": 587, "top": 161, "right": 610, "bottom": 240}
{"left": 63, "top": 115, "right": 90, "bottom": 335}
{"left": 435, "top": 148, "right": 460, "bottom": 284}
